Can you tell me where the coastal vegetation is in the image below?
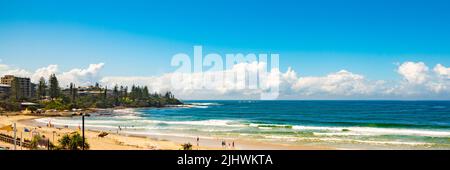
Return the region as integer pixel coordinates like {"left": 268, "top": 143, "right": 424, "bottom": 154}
{"left": 30, "top": 135, "right": 56, "bottom": 150}
{"left": 181, "top": 143, "right": 193, "bottom": 150}
{"left": 23, "top": 132, "right": 88, "bottom": 150}
{"left": 57, "top": 132, "right": 89, "bottom": 150}
{"left": 0, "top": 74, "right": 182, "bottom": 112}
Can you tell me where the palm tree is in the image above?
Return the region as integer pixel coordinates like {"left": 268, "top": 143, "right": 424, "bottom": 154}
{"left": 58, "top": 132, "right": 89, "bottom": 150}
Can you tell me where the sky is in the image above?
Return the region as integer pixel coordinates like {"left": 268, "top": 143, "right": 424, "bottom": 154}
{"left": 0, "top": 0, "right": 450, "bottom": 100}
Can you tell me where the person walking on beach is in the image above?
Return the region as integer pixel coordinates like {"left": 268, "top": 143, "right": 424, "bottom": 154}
{"left": 223, "top": 140, "right": 227, "bottom": 149}
{"left": 232, "top": 141, "right": 235, "bottom": 149}
{"left": 196, "top": 137, "right": 199, "bottom": 147}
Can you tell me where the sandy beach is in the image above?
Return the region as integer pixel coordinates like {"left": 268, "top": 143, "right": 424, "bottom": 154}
{"left": 0, "top": 113, "right": 332, "bottom": 150}
{"left": 0, "top": 114, "right": 195, "bottom": 150}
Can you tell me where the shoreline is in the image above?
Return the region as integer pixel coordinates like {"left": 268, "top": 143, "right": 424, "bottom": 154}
{"left": 0, "top": 113, "right": 333, "bottom": 150}
{"left": 0, "top": 114, "right": 186, "bottom": 150}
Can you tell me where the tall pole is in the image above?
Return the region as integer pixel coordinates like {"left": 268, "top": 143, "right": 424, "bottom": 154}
{"left": 13, "top": 123, "right": 17, "bottom": 150}
{"left": 82, "top": 115, "right": 85, "bottom": 150}
{"left": 20, "top": 132, "right": 23, "bottom": 150}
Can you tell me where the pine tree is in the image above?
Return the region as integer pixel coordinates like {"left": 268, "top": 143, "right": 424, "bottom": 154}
{"left": 37, "top": 77, "right": 47, "bottom": 99}
{"left": 130, "top": 85, "right": 136, "bottom": 100}
{"left": 95, "top": 82, "right": 100, "bottom": 90}
{"left": 69, "top": 83, "right": 73, "bottom": 99}
{"left": 103, "top": 86, "right": 108, "bottom": 100}
{"left": 165, "top": 91, "right": 170, "bottom": 99}
{"left": 143, "top": 86, "right": 149, "bottom": 99}
{"left": 70, "top": 83, "right": 77, "bottom": 101}
{"left": 10, "top": 78, "right": 22, "bottom": 100}
{"left": 113, "top": 85, "right": 119, "bottom": 106}
{"left": 48, "top": 74, "right": 60, "bottom": 99}
{"left": 136, "top": 86, "right": 143, "bottom": 100}
{"left": 123, "top": 86, "right": 128, "bottom": 98}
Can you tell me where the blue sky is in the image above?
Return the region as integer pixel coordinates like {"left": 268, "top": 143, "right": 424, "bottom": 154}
{"left": 1, "top": 0, "right": 450, "bottom": 99}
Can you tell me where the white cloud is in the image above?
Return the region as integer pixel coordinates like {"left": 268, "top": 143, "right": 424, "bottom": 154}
{"left": 31, "top": 65, "right": 58, "bottom": 82}
{"left": 1, "top": 68, "right": 31, "bottom": 78}
{"left": 0, "top": 63, "right": 104, "bottom": 87}
{"left": 100, "top": 63, "right": 388, "bottom": 99}
{"left": 57, "top": 63, "right": 104, "bottom": 86}
{"left": 291, "top": 70, "right": 381, "bottom": 97}
{"left": 100, "top": 62, "right": 281, "bottom": 99}
{"left": 434, "top": 64, "right": 450, "bottom": 78}
{"left": 58, "top": 63, "right": 104, "bottom": 87}
{"left": 397, "top": 61, "right": 429, "bottom": 84}
{"left": 426, "top": 64, "right": 450, "bottom": 93}
{"left": 391, "top": 62, "right": 450, "bottom": 95}
{"left": 0, "top": 61, "right": 449, "bottom": 99}
{"left": 0, "top": 64, "right": 9, "bottom": 71}
{"left": 101, "top": 61, "right": 449, "bottom": 99}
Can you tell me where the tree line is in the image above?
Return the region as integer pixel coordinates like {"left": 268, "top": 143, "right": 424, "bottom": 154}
{"left": 0, "top": 74, "right": 182, "bottom": 111}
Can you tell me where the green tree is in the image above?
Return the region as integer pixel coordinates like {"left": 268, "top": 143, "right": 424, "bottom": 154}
{"left": 123, "top": 86, "right": 128, "bottom": 98}
{"left": 181, "top": 143, "right": 193, "bottom": 150}
{"left": 165, "top": 91, "right": 173, "bottom": 99}
{"left": 119, "top": 86, "right": 124, "bottom": 97}
{"left": 30, "top": 135, "right": 42, "bottom": 150}
{"left": 94, "top": 82, "right": 100, "bottom": 90}
{"left": 113, "top": 85, "right": 119, "bottom": 106}
{"left": 69, "top": 83, "right": 73, "bottom": 96}
{"left": 30, "top": 135, "right": 55, "bottom": 150}
{"left": 48, "top": 74, "right": 60, "bottom": 99}
{"left": 71, "top": 83, "right": 77, "bottom": 102}
{"left": 103, "top": 86, "right": 108, "bottom": 100}
{"left": 57, "top": 132, "right": 89, "bottom": 150}
{"left": 143, "top": 86, "right": 149, "bottom": 99}
{"left": 10, "top": 78, "right": 22, "bottom": 100}
{"left": 130, "top": 85, "right": 136, "bottom": 100}
{"left": 37, "top": 77, "right": 47, "bottom": 99}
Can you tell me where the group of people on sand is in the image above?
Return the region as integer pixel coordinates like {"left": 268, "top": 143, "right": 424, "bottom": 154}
{"left": 221, "top": 140, "right": 235, "bottom": 149}
{"left": 196, "top": 137, "right": 235, "bottom": 149}
{"left": 46, "top": 121, "right": 54, "bottom": 128}
{"left": 116, "top": 125, "right": 137, "bottom": 134}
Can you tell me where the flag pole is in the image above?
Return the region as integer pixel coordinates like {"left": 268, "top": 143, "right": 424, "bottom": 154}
{"left": 13, "top": 123, "right": 16, "bottom": 150}
{"left": 20, "top": 132, "right": 23, "bottom": 150}
{"left": 82, "top": 114, "right": 85, "bottom": 150}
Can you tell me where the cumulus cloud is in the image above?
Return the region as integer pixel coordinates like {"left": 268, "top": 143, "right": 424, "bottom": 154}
{"left": 100, "top": 62, "right": 282, "bottom": 99}
{"left": 58, "top": 63, "right": 104, "bottom": 87}
{"left": 0, "top": 63, "right": 104, "bottom": 87}
{"left": 100, "top": 62, "right": 392, "bottom": 99}
{"left": 1, "top": 68, "right": 32, "bottom": 78}
{"left": 292, "top": 70, "right": 382, "bottom": 97}
{"left": 397, "top": 61, "right": 429, "bottom": 84}
{"left": 393, "top": 62, "right": 450, "bottom": 95}
{"left": 0, "top": 61, "right": 449, "bottom": 99}
{"left": 0, "top": 64, "right": 9, "bottom": 71}
{"left": 116, "top": 61, "right": 450, "bottom": 99}
{"left": 426, "top": 64, "right": 450, "bottom": 93}
{"left": 434, "top": 64, "right": 450, "bottom": 78}
{"left": 31, "top": 65, "right": 58, "bottom": 82}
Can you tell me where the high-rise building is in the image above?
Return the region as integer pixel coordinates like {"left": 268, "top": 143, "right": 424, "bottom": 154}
{"left": 0, "top": 84, "right": 11, "bottom": 96}
{"left": 1, "top": 75, "right": 34, "bottom": 98}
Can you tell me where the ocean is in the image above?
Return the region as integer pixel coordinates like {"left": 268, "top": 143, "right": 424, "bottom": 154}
{"left": 36, "top": 100, "right": 450, "bottom": 149}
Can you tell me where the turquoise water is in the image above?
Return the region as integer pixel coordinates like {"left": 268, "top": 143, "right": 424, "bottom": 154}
{"left": 37, "top": 101, "right": 450, "bottom": 149}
